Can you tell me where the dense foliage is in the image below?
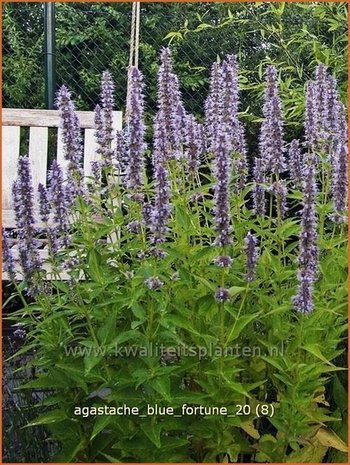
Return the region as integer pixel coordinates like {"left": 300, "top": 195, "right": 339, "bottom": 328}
{"left": 3, "top": 40, "right": 347, "bottom": 463}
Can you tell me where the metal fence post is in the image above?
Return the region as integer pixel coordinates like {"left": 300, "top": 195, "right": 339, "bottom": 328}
{"left": 44, "top": 2, "right": 56, "bottom": 109}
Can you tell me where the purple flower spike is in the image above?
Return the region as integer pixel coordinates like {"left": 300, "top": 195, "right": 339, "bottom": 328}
{"left": 215, "top": 287, "right": 230, "bottom": 303}
{"left": 304, "top": 81, "right": 318, "bottom": 152}
{"left": 38, "top": 183, "right": 50, "bottom": 223}
{"left": 99, "top": 70, "right": 115, "bottom": 166}
{"left": 150, "top": 113, "right": 171, "bottom": 245}
{"left": 213, "top": 131, "right": 233, "bottom": 247}
{"left": 288, "top": 139, "right": 303, "bottom": 186}
{"left": 292, "top": 151, "right": 318, "bottom": 313}
{"left": 126, "top": 67, "right": 146, "bottom": 194}
{"left": 221, "top": 54, "right": 248, "bottom": 191}
{"left": 156, "top": 47, "right": 184, "bottom": 160}
{"left": 205, "top": 62, "right": 223, "bottom": 153}
{"left": 268, "top": 180, "right": 288, "bottom": 219}
{"left": 252, "top": 157, "right": 266, "bottom": 216}
{"left": 2, "top": 228, "right": 16, "bottom": 282}
{"left": 12, "top": 157, "right": 43, "bottom": 285}
{"left": 48, "top": 160, "right": 70, "bottom": 251}
{"left": 331, "top": 102, "right": 348, "bottom": 220}
{"left": 56, "top": 85, "right": 83, "bottom": 169}
{"left": 244, "top": 232, "right": 258, "bottom": 281}
{"left": 185, "top": 114, "right": 202, "bottom": 174}
{"left": 259, "top": 65, "right": 285, "bottom": 175}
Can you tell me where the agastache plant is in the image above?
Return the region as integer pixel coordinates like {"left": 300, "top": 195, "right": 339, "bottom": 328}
{"left": 184, "top": 114, "right": 202, "bottom": 175}
{"left": 125, "top": 66, "right": 146, "bottom": 196}
{"left": 150, "top": 112, "right": 171, "bottom": 245}
{"left": 293, "top": 83, "right": 319, "bottom": 313}
{"left": 205, "top": 62, "right": 223, "bottom": 153}
{"left": 56, "top": 86, "right": 84, "bottom": 196}
{"left": 2, "top": 228, "right": 16, "bottom": 282}
{"left": 98, "top": 70, "right": 115, "bottom": 167}
{"left": 252, "top": 157, "right": 266, "bottom": 216}
{"left": 48, "top": 160, "right": 71, "bottom": 251}
{"left": 288, "top": 139, "right": 303, "bottom": 187}
{"left": 259, "top": 65, "right": 285, "bottom": 175}
{"left": 156, "top": 47, "right": 184, "bottom": 160}
{"left": 331, "top": 101, "right": 348, "bottom": 221}
{"left": 244, "top": 232, "right": 259, "bottom": 281}
{"left": 213, "top": 130, "right": 233, "bottom": 247}
{"left": 221, "top": 54, "right": 248, "bottom": 191}
{"left": 13, "top": 157, "right": 43, "bottom": 294}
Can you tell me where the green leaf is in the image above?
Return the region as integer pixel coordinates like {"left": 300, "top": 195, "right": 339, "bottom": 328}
{"left": 97, "top": 313, "right": 117, "bottom": 345}
{"left": 25, "top": 409, "right": 67, "bottom": 427}
{"left": 141, "top": 421, "right": 162, "bottom": 448}
{"left": 91, "top": 415, "right": 113, "bottom": 440}
{"left": 226, "top": 314, "right": 256, "bottom": 343}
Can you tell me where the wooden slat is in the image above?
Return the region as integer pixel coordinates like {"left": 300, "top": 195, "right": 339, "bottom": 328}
{"left": 2, "top": 108, "right": 123, "bottom": 129}
{"left": 56, "top": 128, "right": 69, "bottom": 175}
{"left": 29, "top": 127, "right": 48, "bottom": 190}
{"left": 2, "top": 126, "right": 20, "bottom": 210}
{"left": 2, "top": 210, "right": 16, "bottom": 229}
{"left": 83, "top": 128, "right": 98, "bottom": 178}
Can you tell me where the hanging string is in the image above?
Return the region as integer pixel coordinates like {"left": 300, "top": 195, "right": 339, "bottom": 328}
{"left": 126, "top": 2, "right": 140, "bottom": 120}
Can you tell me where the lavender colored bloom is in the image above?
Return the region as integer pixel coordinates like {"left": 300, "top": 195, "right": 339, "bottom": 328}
{"left": 142, "top": 202, "right": 152, "bottom": 227}
{"left": 13, "top": 328, "right": 26, "bottom": 339}
{"left": 213, "top": 255, "right": 233, "bottom": 268}
{"left": 99, "top": 70, "right": 115, "bottom": 166}
{"left": 150, "top": 113, "right": 171, "bottom": 245}
{"left": 150, "top": 248, "right": 168, "bottom": 259}
{"left": 304, "top": 81, "right": 318, "bottom": 152}
{"left": 12, "top": 157, "right": 42, "bottom": 281}
{"left": 215, "top": 287, "right": 230, "bottom": 303}
{"left": 205, "top": 62, "right": 223, "bottom": 153}
{"left": 331, "top": 102, "right": 348, "bottom": 219}
{"left": 156, "top": 48, "right": 184, "bottom": 160}
{"left": 314, "top": 64, "right": 330, "bottom": 146}
{"left": 90, "top": 160, "right": 101, "bottom": 182}
{"left": 62, "top": 256, "right": 79, "bottom": 271}
{"left": 2, "top": 228, "right": 16, "bottom": 282}
{"left": 185, "top": 114, "right": 202, "bottom": 174}
{"left": 292, "top": 151, "right": 318, "bottom": 313}
{"left": 190, "top": 192, "right": 204, "bottom": 204}
{"left": 259, "top": 66, "right": 285, "bottom": 175}
{"left": 244, "top": 232, "right": 258, "bottom": 281}
{"left": 233, "top": 124, "right": 248, "bottom": 192}
{"left": 213, "top": 131, "right": 233, "bottom": 247}
{"left": 252, "top": 157, "right": 266, "bottom": 216}
{"left": 48, "top": 160, "right": 70, "bottom": 251}
{"left": 127, "top": 220, "right": 141, "bottom": 234}
{"left": 288, "top": 139, "right": 303, "bottom": 186}
{"left": 37, "top": 183, "right": 50, "bottom": 223}
{"left": 126, "top": 67, "right": 146, "bottom": 193}
{"left": 145, "top": 276, "right": 164, "bottom": 290}
{"left": 268, "top": 180, "right": 288, "bottom": 219}
{"left": 56, "top": 86, "right": 83, "bottom": 169}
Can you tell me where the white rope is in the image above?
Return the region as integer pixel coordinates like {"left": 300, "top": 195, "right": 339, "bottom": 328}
{"left": 126, "top": 2, "right": 140, "bottom": 120}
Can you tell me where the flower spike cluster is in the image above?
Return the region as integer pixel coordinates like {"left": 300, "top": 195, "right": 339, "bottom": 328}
{"left": 259, "top": 65, "right": 285, "bottom": 175}
{"left": 156, "top": 47, "right": 184, "bottom": 160}
{"left": 12, "top": 156, "right": 43, "bottom": 294}
{"left": 125, "top": 67, "right": 146, "bottom": 195}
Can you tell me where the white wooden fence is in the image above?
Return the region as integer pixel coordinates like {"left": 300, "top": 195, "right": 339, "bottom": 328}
{"left": 2, "top": 108, "right": 122, "bottom": 279}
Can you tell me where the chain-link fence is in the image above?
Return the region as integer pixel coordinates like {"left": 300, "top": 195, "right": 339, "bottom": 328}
{"left": 5, "top": 2, "right": 346, "bottom": 122}
{"left": 3, "top": 2, "right": 236, "bottom": 116}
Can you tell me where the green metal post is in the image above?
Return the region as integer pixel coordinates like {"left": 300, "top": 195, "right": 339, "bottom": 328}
{"left": 44, "top": 3, "right": 56, "bottom": 109}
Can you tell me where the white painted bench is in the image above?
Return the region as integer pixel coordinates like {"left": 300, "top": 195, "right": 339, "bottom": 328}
{"left": 2, "top": 108, "right": 122, "bottom": 279}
